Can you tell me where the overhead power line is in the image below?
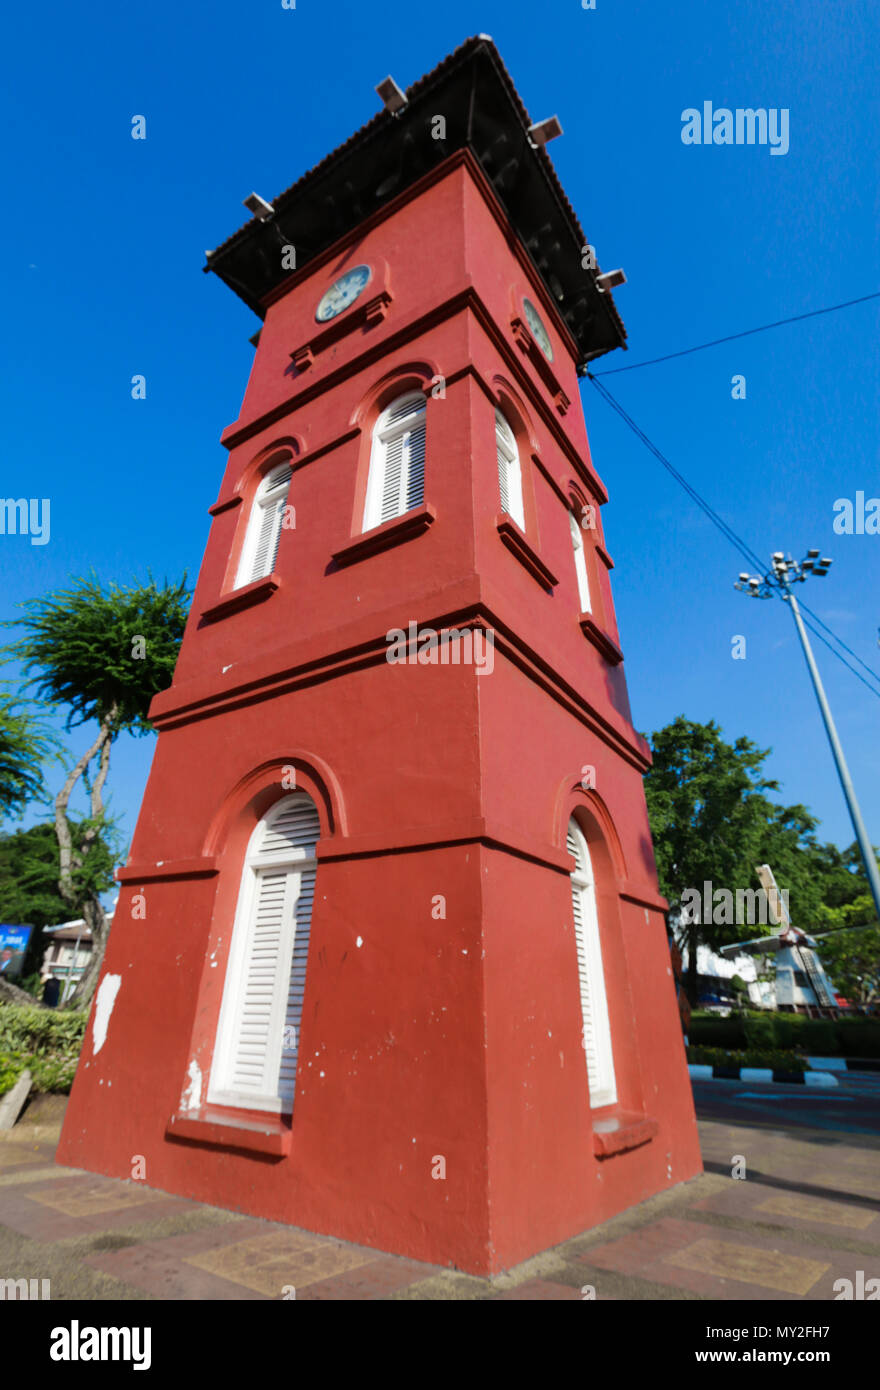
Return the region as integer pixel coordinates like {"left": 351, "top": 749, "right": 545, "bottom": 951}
{"left": 591, "top": 291, "right": 880, "bottom": 376}
{"left": 798, "top": 614, "right": 880, "bottom": 701}
{"left": 585, "top": 374, "right": 880, "bottom": 702}
{"left": 797, "top": 599, "right": 880, "bottom": 689}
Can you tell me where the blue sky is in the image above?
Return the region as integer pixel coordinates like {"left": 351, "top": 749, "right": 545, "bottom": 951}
{"left": 1, "top": 0, "right": 878, "bottom": 880}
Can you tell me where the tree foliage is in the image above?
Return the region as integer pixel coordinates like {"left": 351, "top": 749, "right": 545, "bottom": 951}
{"left": 0, "top": 690, "right": 58, "bottom": 820}
{"left": 2, "top": 573, "right": 189, "bottom": 1007}
{"left": 0, "top": 820, "right": 118, "bottom": 977}
{"left": 643, "top": 715, "right": 878, "bottom": 1003}
{"left": 817, "top": 924, "right": 880, "bottom": 1005}
{"left": 5, "top": 573, "right": 190, "bottom": 734}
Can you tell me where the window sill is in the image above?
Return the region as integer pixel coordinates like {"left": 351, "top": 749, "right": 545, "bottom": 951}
{"left": 166, "top": 1106, "right": 291, "bottom": 1158}
{"left": 592, "top": 1109, "right": 658, "bottom": 1158}
{"left": 579, "top": 614, "right": 623, "bottom": 665}
{"left": 332, "top": 503, "right": 436, "bottom": 568}
{"left": 201, "top": 576, "right": 279, "bottom": 624}
{"left": 496, "top": 515, "right": 558, "bottom": 591}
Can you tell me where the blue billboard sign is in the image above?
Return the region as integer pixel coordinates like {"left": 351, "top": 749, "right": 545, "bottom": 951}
{"left": 0, "top": 925, "right": 33, "bottom": 981}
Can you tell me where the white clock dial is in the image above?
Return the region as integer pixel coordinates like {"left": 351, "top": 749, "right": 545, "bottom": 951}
{"left": 523, "top": 297, "right": 554, "bottom": 361}
{"left": 315, "top": 265, "right": 372, "bottom": 323}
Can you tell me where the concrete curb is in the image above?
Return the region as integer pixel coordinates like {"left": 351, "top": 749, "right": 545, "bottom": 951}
{"left": 806, "top": 1055, "right": 880, "bottom": 1073}
{"left": 688, "top": 1064, "right": 838, "bottom": 1087}
{"left": 0, "top": 1069, "right": 33, "bottom": 1129}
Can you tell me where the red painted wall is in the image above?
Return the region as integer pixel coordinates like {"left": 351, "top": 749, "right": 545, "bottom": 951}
{"left": 57, "top": 151, "right": 701, "bottom": 1275}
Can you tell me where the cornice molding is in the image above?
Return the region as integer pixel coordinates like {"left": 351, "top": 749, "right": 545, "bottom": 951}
{"left": 150, "top": 601, "right": 650, "bottom": 772}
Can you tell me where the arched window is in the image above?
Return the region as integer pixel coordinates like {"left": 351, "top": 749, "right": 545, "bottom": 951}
{"left": 567, "top": 817, "right": 616, "bottom": 1108}
{"left": 208, "top": 793, "right": 320, "bottom": 1114}
{"left": 495, "top": 409, "right": 525, "bottom": 530}
{"left": 235, "top": 460, "right": 293, "bottom": 588}
{"left": 569, "top": 509, "right": 592, "bottom": 614}
{"left": 363, "top": 391, "right": 426, "bottom": 531}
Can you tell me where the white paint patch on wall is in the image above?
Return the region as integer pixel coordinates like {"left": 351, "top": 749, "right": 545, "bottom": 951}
{"left": 91, "top": 974, "right": 122, "bottom": 1056}
{"left": 180, "top": 1060, "right": 202, "bottom": 1112}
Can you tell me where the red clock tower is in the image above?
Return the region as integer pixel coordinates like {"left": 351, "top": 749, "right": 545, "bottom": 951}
{"left": 58, "top": 36, "right": 701, "bottom": 1276}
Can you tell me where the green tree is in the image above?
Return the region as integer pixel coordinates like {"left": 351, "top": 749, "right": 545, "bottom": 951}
{"left": 643, "top": 716, "right": 851, "bottom": 1004}
{"left": 3, "top": 573, "right": 189, "bottom": 1006}
{"left": 644, "top": 717, "right": 782, "bottom": 1002}
{"left": 0, "top": 820, "right": 118, "bottom": 978}
{"left": 818, "top": 924, "right": 880, "bottom": 1005}
{"left": 644, "top": 716, "right": 880, "bottom": 1006}
{"left": 806, "top": 844, "right": 877, "bottom": 929}
{"left": 0, "top": 689, "right": 57, "bottom": 820}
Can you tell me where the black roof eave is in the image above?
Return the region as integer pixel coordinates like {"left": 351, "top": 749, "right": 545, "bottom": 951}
{"left": 205, "top": 36, "right": 626, "bottom": 367}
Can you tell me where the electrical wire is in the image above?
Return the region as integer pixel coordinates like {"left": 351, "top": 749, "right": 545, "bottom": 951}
{"left": 797, "top": 598, "right": 880, "bottom": 687}
{"left": 585, "top": 373, "right": 880, "bottom": 702}
{"left": 591, "top": 291, "right": 880, "bottom": 376}
{"left": 798, "top": 614, "right": 880, "bottom": 700}
{"left": 588, "top": 374, "right": 767, "bottom": 573}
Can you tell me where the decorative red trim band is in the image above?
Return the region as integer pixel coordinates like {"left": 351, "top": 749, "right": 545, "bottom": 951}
{"left": 207, "top": 495, "right": 243, "bottom": 518}
{"left": 510, "top": 316, "right": 570, "bottom": 414}
{"left": 290, "top": 291, "right": 393, "bottom": 371}
{"left": 579, "top": 614, "right": 624, "bottom": 665}
{"left": 116, "top": 857, "right": 219, "bottom": 884}
{"left": 331, "top": 504, "right": 436, "bottom": 568}
{"left": 496, "top": 517, "right": 559, "bottom": 591}
{"left": 201, "top": 577, "right": 279, "bottom": 624}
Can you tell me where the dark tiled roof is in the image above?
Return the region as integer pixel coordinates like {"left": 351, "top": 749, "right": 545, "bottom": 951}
{"left": 205, "top": 35, "right": 626, "bottom": 366}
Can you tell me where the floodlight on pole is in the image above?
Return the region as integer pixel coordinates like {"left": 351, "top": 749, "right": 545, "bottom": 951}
{"left": 376, "top": 76, "right": 408, "bottom": 115}
{"left": 243, "top": 193, "right": 275, "bottom": 221}
{"left": 596, "top": 268, "right": 627, "bottom": 293}
{"left": 528, "top": 115, "right": 563, "bottom": 147}
{"left": 734, "top": 549, "right": 880, "bottom": 922}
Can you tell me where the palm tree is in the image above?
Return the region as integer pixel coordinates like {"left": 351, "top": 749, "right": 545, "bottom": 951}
{"left": 4, "top": 574, "right": 189, "bottom": 1006}
{"left": 0, "top": 688, "right": 57, "bottom": 820}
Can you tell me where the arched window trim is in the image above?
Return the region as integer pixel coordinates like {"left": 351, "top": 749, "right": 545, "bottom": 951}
{"left": 567, "top": 816, "right": 617, "bottom": 1109}
{"left": 362, "top": 390, "right": 427, "bottom": 532}
{"left": 208, "top": 793, "right": 320, "bottom": 1115}
{"left": 234, "top": 459, "right": 293, "bottom": 589}
{"left": 495, "top": 408, "right": 525, "bottom": 530}
{"left": 568, "top": 507, "right": 592, "bottom": 615}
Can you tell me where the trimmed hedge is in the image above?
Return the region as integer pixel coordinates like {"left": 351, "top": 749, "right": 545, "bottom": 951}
{"left": 687, "top": 1044, "right": 807, "bottom": 1073}
{"left": 689, "top": 1011, "right": 880, "bottom": 1057}
{"left": 0, "top": 1004, "right": 87, "bottom": 1094}
{"left": 0, "top": 1051, "right": 28, "bottom": 1097}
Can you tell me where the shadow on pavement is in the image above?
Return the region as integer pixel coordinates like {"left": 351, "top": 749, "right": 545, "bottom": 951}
{"left": 701, "top": 1158, "right": 880, "bottom": 1212}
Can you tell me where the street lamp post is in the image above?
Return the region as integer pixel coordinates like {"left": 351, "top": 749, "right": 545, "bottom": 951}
{"left": 735, "top": 549, "right": 880, "bottom": 922}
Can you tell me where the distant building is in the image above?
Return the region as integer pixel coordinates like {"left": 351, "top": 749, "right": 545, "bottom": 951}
{"left": 41, "top": 920, "right": 99, "bottom": 1003}
{"left": 679, "top": 941, "right": 774, "bottom": 1011}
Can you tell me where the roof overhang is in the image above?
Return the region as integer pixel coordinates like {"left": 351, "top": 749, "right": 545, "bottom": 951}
{"left": 204, "top": 35, "right": 626, "bottom": 370}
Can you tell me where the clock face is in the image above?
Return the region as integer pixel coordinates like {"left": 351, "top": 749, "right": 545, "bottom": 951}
{"left": 523, "top": 297, "right": 553, "bottom": 361}
{"left": 315, "top": 265, "right": 372, "bottom": 322}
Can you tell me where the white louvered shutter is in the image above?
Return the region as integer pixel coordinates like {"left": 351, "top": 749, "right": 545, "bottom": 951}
{"left": 210, "top": 794, "right": 320, "bottom": 1114}
{"left": 495, "top": 410, "right": 525, "bottom": 530}
{"left": 278, "top": 862, "right": 315, "bottom": 1106}
{"left": 567, "top": 819, "right": 616, "bottom": 1109}
{"left": 229, "top": 867, "right": 292, "bottom": 1098}
{"left": 236, "top": 462, "right": 292, "bottom": 588}
{"left": 569, "top": 511, "right": 592, "bottom": 614}
{"left": 364, "top": 393, "right": 426, "bottom": 530}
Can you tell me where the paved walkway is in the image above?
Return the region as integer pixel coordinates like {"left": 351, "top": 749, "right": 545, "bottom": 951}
{"left": 1, "top": 1089, "right": 878, "bottom": 1300}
